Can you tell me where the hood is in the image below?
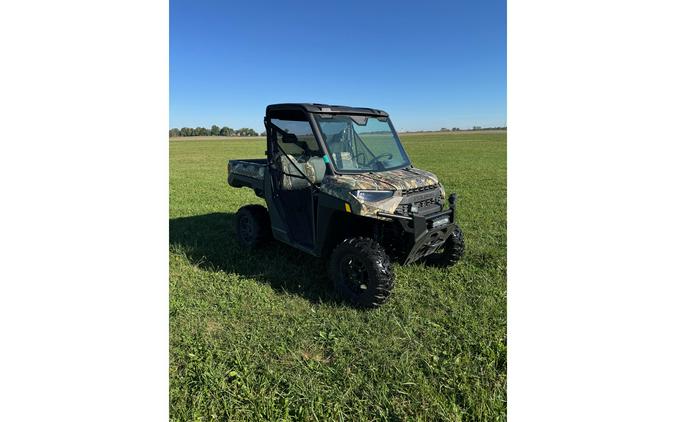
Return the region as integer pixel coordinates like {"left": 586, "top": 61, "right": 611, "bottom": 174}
{"left": 319, "top": 167, "right": 444, "bottom": 217}
{"left": 321, "top": 167, "right": 439, "bottom": 193}
{"left": 357, "top": 167, "right": 440, "bottom": 191}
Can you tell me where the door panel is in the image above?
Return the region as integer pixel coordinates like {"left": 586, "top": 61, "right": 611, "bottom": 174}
{"left": 266, "top": 118, "right": 321, "bottom": 248}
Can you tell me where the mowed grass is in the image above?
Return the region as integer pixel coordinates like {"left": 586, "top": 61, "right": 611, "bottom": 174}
{"left": 170, "top": 131, "right": 506, "bottom": 421}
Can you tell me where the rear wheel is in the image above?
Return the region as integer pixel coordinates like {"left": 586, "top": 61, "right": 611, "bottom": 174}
{"left": 329, "top": 237, "right": 394, "bottom": 308}
{"left": 426, "top": 226, "right": 465, "bottom": 266}
{"left": 235, "top": 205, "right": 271, "bottom": 250}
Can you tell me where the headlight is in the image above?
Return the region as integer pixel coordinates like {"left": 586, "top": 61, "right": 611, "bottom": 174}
{"left": 352, "top": 190, "right": 395, "bottom": 202}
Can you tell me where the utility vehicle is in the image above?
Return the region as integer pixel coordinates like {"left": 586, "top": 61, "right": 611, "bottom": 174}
{"left": 228, "top": 103, "right": 464, "bottom": 307}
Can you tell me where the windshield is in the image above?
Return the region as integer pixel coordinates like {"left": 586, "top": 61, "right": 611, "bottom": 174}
{"left": 315, "top": 115, "right": 411, "bottom": 172}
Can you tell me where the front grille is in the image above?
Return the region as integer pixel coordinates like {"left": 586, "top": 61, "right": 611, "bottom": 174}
{"left": 401, "top": 183, "right": 438, "bottom": 196}
{"left": 416, "top": 197, "right": 437, "bottom": 208}
{"left": 396, "top": 186, "right": 442, "bottom": 215}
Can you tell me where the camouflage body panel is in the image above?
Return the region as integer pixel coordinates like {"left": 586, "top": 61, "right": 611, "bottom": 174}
{"left": 320, "top": 167, "right": 445, "bottom": 218}
{"left": 228, "top": 160, "right": 265, "bottom": 181}
{"left": 364, "top": 167, "right": 442, "bottom": 194}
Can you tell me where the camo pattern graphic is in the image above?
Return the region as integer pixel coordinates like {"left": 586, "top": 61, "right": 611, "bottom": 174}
{"left": 229, "top": 161, "right": 265, "bottom": 181}
{"left": 303, "top": 161, "right": 317, "bottom": 184}
{"left": 277, "top": 155, "right": 329, "bottom": 188}
{"left": 278, "top": 155, "right": 311, "bottom": 190}
{"left": 320, "top": 167, "right": 444, "bottom": 217}
{"left": 364, "top": 167, "right": 442, "bottom": 192}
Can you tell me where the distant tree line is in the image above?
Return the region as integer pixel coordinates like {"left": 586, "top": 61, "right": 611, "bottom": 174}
{"left": 171, "top": 124, "right": 506, "bottom": 137}
{"left": 169, "top": 125, "right": 263, "bottom": 137}
{"left": 470, "top": 126, "right": 507, "bottom": 131}
{"left": 440, "top": 126, "right": 507, "bottom": 132}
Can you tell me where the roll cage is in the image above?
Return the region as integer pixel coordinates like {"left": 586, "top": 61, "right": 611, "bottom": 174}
{"left": 264, "top": 103, "right": 408, "bottom": 179}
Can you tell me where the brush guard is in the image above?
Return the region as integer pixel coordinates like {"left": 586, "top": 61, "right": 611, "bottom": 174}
{"left": 378, "top": 193, "right": 458, "bottom": 264}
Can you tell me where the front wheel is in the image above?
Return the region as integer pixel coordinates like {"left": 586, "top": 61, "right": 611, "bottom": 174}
{"left": 329, "top": 237, "right": 395, "bottom": 308}
{"left": 425, "top": 226, "right": 465, "bottom": 266}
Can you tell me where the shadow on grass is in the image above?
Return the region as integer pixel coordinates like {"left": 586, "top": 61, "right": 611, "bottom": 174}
{"left": 170, "top": 212, "right": 340, "bottom": 305}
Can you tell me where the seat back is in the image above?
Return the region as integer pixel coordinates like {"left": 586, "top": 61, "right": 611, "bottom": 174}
{"left": 304, "top": 157, "right": 326, "bottom": 184}
{"left": 332, "top": 151, "right": 356, "bottom": 169}
{"left": 279, "top": 155, "right": 327, "bottom": 189}
{"left": 279, "top": 155, "right": 310, "bottom": 190}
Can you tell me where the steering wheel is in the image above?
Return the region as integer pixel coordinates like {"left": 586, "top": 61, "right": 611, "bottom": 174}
{"left": 366, "top": 153, "right": 393, "bottom": 167}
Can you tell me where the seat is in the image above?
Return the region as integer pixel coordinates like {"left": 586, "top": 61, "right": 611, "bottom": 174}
{"left": 332, "top": 151, "right": 356, "bottom": 169}
{"left": 328, "top": 132, "right": 357, "bottom": 169}
{"left": 304, "top": 157, "right": 326, "bottom": 184}
{"left": 280, "top": 155, "right": 309, "bottom": 190}
{"left": 279, "top": 155, "right": 326, "bottom": 189}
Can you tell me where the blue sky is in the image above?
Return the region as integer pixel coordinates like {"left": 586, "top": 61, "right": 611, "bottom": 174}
{"left": 170, "top": 0, "right": 505, "bottom": 132}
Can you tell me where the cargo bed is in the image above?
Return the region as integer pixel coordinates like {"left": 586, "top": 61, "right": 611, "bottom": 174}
{"left": 227, "top": 159, "right": 267, "bottom": 197}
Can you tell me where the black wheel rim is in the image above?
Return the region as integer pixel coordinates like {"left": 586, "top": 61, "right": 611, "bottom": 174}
{"left": 339, "top": 254, "right": 369, "bottom": 294}
{"left": 239, "top": 215, "right": 254, "bottom": 243}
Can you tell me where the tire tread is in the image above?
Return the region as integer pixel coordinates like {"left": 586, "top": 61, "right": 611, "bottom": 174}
{"left": 329, "top": 237, "right": 395, "bottom": 308}
{"left": 234, "top": 204, "right": 272, "bottom": 250}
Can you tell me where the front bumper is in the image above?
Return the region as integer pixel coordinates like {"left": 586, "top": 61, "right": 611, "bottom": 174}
{"left": 378, "top": 194, "right": 458, "bottom": 264}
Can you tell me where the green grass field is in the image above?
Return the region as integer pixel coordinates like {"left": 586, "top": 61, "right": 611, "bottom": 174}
{"left": 170, "top": 131, "right": 506, "bottom": 421}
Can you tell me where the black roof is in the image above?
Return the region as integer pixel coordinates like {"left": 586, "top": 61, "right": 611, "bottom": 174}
{"left": 266, "top": 103, "right": 389, "bottom": 117}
